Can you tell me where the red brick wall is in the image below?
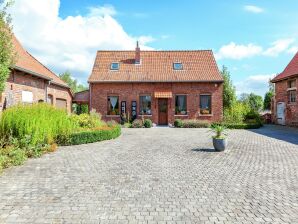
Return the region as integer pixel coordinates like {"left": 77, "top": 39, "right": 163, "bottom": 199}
{"left": 90, "top": 82, "right": 223, "bottom": 125}
{"left": 0, "top": 70, "right": 72, "bottom": 113}
{"left": 272, "top": 78, "right": 298, "bottom": 126}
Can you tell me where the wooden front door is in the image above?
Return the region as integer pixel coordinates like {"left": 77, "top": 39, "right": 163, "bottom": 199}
{"left": 158, "top": 99, "right": 168, "bottom": 125}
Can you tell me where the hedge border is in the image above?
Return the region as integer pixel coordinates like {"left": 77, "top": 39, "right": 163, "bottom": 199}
{"left": 65, "top": 125, "right": 121, "bottom": 145}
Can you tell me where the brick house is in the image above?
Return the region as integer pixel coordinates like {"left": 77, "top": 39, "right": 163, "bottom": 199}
{"left": 87, "top": 43, "right": 223, "bottom": 125}
{"left": 0, "top": 36, "right": 72, "bottom": 113}
{"left": 271, "top": 52, "right": 298, "bottom": 126}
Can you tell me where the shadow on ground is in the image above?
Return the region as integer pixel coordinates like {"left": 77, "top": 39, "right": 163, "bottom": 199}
{"left": 249, "top": 124, "right": 298, "bottom": 145}
{"left": 192, "top": 148, "right": 216, "bottom": 153}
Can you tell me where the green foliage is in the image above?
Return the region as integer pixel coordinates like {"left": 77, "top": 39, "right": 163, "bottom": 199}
{"left": 59, "top": 71, "right": 88, "bottom": 93}
{"left": 66, "top": 125, "right": 121, "bottom": 145}
{"left": 143, "top": 119, "right": 153, "bottom": 128}
{"left": 224, "top": 102, "right": 250, "bottom": 124}
{"left": 263, "top": 91, "right": 274, "bottom": 110}
{"left": 0, "top": 104, "right": 75, "bottom": 145}
{"left": 174, "top": 119, "right": 183, "bottom": 128}
{"left": 240, "top": 93, "right": 263, "bottom": 112}
{"left": 222, "top": 123, "right": 262, "bottom": 129}
{"left": 0, "top": 0, "right": 15, "bottom": 92}
{"left": 70, "top": 110, "right": 102, "bottom": 128}
{"left": 174, "top": 119, "right": 210, "bottom": 128}
{"left": 221, "top": 66, "right": 236, "bottom": 110}
{"left": 210, "top": 124, "right": 227, "bottom": 139}
{"left": 131, "top": 119, "right": 143, "bottom": 128}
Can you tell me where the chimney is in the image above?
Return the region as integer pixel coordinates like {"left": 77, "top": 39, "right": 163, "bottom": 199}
{"left": 135, "top": 41, "right": 140, "bottom": 64}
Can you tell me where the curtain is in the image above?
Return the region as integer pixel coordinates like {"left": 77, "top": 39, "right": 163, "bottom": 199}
{"left": 201, "top": 95, "right": 210, "bottom": 109}
{"left": 178, "top": 96, "right": 185, "bottom": 110}
{"left": 110, "top": 96, "right": 118, "bottom": 110}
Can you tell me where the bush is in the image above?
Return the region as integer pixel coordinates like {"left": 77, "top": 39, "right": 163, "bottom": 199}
{"left": 174, "top": 119, "right": 183, "bottom": 128}
{"left": 131, "top": 119, "right": 143, "bottom": 128}
{"left": 225, "top": 123, "right": 262, "bottom": 129}
{"left": 224, "top": 102, "right": 249, "bottom": 124}
{"left": 244, "top": 110, "right": 262, "bottom": 124}
{"left": 174, "top": 119, "right": 210, "bottom": 128}
{"left": 143, "top": 119, "right": 152, "bottom": 128}
{"left": 70, "top": 110, "right": 102, "bottom": 128}
{"left": 66, "top": 125, "right": 121, "bottom": 145}
{"left": 0, "top": 104, "right": 74, "bottom": 145}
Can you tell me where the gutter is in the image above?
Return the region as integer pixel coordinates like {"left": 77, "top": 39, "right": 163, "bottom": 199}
{"left": 88, "top": 80, "right": 224, "bottom": 84}
{"left": 13, "top": 66, "right": 52, "bottom": 81}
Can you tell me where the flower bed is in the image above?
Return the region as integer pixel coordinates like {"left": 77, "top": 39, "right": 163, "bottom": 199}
{"left": 174, "top": 119, "right": 210, "bottom": 128}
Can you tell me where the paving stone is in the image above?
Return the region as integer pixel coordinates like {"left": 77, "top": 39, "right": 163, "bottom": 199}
{"left": 0, "top": 125, "right": 298, "bottom": 223}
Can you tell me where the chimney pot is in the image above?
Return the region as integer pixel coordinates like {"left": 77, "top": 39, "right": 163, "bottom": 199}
{"left": 135, "top": 41, "right": 140, "bottom": 64}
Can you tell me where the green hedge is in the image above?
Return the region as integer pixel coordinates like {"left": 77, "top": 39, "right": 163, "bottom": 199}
{"left": 224, "top": 123, "right": 263, "bottom": 129}
{"left": 174, "top": 119, "right": 210, "bottom": 128}
{"left": 65, "top": 125, "right": 121, "bottom": 145}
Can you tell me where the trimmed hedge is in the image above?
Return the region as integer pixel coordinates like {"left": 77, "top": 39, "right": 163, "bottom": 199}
{"left": 174, "top": 119, "right": 210, "bottom": 128}
{"left": 65, "top": 125, "right": 121, "bottom": 145}
{"left": 224, "top": 123, "right": 263, "bottom": 129}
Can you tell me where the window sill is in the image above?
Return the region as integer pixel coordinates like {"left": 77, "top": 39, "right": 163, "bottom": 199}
{"left": 199, "top": 114, "right": 213, "bottom": 117}
{"left": 138, "top": 115, "right": 152, "bottom": 117}
{"left": 287, "top": 87, "right": 297, "bottom": 91}
{"left": 106, "top": 115, "right": 120, "bottom": 117}
{"left": 174, "top": 115, "right": 189, "bottom": 117}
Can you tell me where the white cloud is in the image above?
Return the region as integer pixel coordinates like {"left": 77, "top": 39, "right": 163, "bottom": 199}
{"left": 215, "top": 42, "right": 263, "bottom": 60}
{"left": 244, "top": 5, "right": 264, "bottom": 14}
{"left": 287, "top": 46, "right": 298, "bottom": 54}
{"left": 10, "top": 0, "right": 154, "bottom": 83}
{"left": 235, "top": 74, "right": 276, "bottom": 96}
{"left": 263, "top": 38, "right": 295, "bottom": 56}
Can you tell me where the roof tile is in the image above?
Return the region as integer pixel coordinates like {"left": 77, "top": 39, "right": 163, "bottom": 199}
{"left": 272, "top": 51, "right": 298, "bottom": 82}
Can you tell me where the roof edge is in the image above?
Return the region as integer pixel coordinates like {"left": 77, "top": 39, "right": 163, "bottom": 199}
{"left": 271, "top": 73, "right": 298, "bottom": 83}
{"left": 13, "top": 66, "right": 52, "bottom": 81}
{"left": 88, "top": 80, "right": 224, "bottom": 84}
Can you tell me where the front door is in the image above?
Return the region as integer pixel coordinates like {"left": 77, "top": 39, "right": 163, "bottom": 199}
{"left": 277, "top": 102, "right": 285, "bottom": 125}
{"left": 158, "top": 99, "right": 168, "bottom": 125}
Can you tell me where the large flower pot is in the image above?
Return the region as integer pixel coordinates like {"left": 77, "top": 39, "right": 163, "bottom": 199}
{"left": 212, "top": 138, "right": 227, "bottom": 151}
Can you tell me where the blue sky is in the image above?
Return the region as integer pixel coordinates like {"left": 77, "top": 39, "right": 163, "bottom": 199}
{"left": 10, "top": 0, "right": 298, "bottom": 97}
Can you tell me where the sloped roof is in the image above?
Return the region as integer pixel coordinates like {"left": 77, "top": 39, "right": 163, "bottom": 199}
{"left": 12, "top": 35, "right": 69, "bottom": 88}
{"left": 88, "top": 50, "right": 223, "bottom": 83}
{"left": 272, "top": 51, "right": 298, "bottom": 82}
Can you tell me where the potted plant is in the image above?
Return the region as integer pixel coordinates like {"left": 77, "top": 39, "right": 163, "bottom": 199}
{"left": 210, "top": 124, "right": 227, "bottom": 151}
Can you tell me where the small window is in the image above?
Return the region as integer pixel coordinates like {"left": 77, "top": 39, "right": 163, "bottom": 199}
{"left": 288, "top": 80, "right": 296, "bottom": 88}
{"left": 111, "top": 63, "right": 119, "bottom": 70}
{"left": 175, "top": 95, "right": 187, "bottom": 115}
{"left": 289, "top": 90, "right": 296, "bottom": 103}
{"left": 173, "top": 63, "right": 183, "bottom": 70}
{"left": 200, "top": 95, "right": 212, "bottom": 114}
{"left": 139, "top": 95, "right": 152, "bottom": 115}
{"left": 22, "top": 91, "right": 33, "bottom": 103}
{"left": 107, "top": 96, "right": 119, "bottom": 115}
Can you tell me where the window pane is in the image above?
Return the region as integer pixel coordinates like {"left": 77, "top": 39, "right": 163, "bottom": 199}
{"left": 200, "top": 95, "right": 211, "bottom": 114}
{"left": 107, "top": 96, "right": 119, "bottom": 115}
{"left": 175, "top": 95, "right": 187, "bottom": 115}
{"left": 111, "top": 63, "right": 119, "bottom": 70}
{"left": 140, "top": 95, "right": 151, "bottom": 115}
{"left": 289, "top": 91, "right": 296, "bottom": 103}
{"left": 173, "top": 63, "right": 183, "bottom": 70}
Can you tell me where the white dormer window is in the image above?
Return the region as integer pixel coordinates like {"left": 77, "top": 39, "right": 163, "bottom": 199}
{"left": 173, "top": 63, "right": 183, "bottom": 70}
{"left": 111, "top": 62, "right": 119, "bottom": 70}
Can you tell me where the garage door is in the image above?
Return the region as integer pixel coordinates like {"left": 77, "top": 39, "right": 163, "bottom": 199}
{"left": 56, "top": 98, "right": 67, "bottom": 110}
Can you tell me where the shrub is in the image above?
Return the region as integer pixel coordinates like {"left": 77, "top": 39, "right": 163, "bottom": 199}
{"left": 66, "top": 125, "right": 121, "bottom": 145}
{"left": 0, "top": 104, "right": 75, "bottom": 145}
{"left": 143, "top": 119, "right": 152, "bottom": 128}
{"left": 70, "top": 111, "right": 102, "bottom": 129}
{"left": 224, "top": 123, "right": 262, "bottom": 129}
{"left": 224, "top": 102, "right": 249, "bottom": 124}
{"left": 175, "top": 119, "right": 210, "bottom": 128}
{"left": 174, "top": 119, "right": 183, "bottom": 128}
{"left": 244, "top": 110, "right": 262, "bottom": 124}
{"left": 131, "top": 119, "right": 143, "bottom": 128}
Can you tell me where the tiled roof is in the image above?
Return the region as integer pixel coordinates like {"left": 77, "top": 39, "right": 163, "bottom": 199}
{"left": 272, "top": 51, "right": 298, "bottom": 82}
{"left": 88, "top": 50, "right": 223, "bottom": 83}
{"left": 12, "top": 35, "right": 69, "bottom": 88}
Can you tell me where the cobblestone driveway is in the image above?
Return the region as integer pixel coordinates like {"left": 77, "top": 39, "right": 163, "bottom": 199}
{"left": 1, "top": 125, "right": 298, "bottom": 224}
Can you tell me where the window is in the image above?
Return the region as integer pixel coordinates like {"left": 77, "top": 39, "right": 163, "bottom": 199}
{"left": 173, "top": 63, "right": 183, "bottom": 70}
{"left": 175, "top": 95, "right": 187, "bottom": 115}
{"left": 200, "top": 95, "right": 211, "bottom": 114}
{"left": 47, "top": 95, "right": 53, "bottom": 105}
{"left": 22, "top": 91, "right": 33, "bottom": 103}
{"left": 288, "top": 80, "right": 296, "bottom": 88}
{"left": 289, "top": 90, "right": 296, "bottom": 103}
{"left": 110, "top": 62, "right": 119, "bottom": 70}
{"left": 107, "top": 96, "right": 119, "bottom": 115}
{"left": 139, "top": 95, "right": 152, "bottom": 115}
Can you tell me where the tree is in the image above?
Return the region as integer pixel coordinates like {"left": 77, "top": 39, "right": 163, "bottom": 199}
{"left": 221, "top": 66, "right": 236, "bottom": 110}
{"left": 263, "top": 80, "right": 274, "bottom": 110}
{"left": 59, "top": 71, "right": 88, "bottom": 93}
{"left": 240, "top": 93, "right": 263, "bottom": 112}
{"left": 0, "top": 0, "right": 15, "bottom": 92}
